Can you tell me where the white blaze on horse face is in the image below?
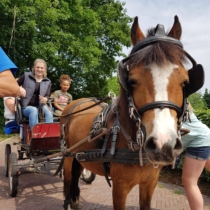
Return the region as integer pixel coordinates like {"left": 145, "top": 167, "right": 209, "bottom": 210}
{"left": 149, "top": 63, "right": 178, "bottom": 149}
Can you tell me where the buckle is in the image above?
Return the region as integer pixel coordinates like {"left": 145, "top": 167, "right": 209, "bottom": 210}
{"left": 113, "top": 126, "right": 120, "bottom": 133}
{"left": 128, "top": 141, "right": 135, "bottom": 151}
{"left": 75, "top": 152, "right": 86, "bottom": 161}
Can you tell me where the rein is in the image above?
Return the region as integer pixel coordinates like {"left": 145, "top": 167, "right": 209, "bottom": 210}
{"left": 44, "top": 96, "right": 111, "bottom": 118}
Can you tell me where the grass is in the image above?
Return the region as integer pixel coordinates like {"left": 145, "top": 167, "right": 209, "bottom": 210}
{"left": 0, "top": 133, "right": 18, "bottom": 142}
{"left": 173, "top": 189, "right": 182, "bottom": 195}
{"left": 158, "top": 184, "right": 164, "bottom": 188}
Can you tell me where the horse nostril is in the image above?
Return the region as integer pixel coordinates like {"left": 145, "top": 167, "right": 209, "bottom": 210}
{"left": 145, "top": 137, "right": 157, "bottom": 150}
{"left": 174, "top": 138, "right": 182, "bottom": 150}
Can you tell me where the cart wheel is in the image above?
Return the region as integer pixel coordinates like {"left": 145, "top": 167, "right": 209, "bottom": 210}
{"left": 5, "top": 144, "right": 11, "bottom": 177}
{"left": 81, "top": 168, "right": 96, "bottom": 184}
{"left": 8, "top": 153, "right": 19, "bottom": 197}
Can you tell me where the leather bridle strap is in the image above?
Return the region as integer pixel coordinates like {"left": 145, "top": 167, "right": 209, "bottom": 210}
{"left": 138, "top": 101, "right": 182, "bottom": 118}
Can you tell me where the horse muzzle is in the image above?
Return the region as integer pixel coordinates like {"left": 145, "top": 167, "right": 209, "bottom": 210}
{"left": 144, "top": 136, "right": 183, "bottom": 165}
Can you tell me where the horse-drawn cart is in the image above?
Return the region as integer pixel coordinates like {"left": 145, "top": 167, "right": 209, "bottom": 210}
{"left": 4, "top": 98, "right": 95, "bottom": 197}
{"left": 4, "top": 14, "right": 205, "bottom": 209}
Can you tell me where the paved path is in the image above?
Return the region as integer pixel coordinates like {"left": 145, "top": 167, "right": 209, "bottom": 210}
{"left": 1, "top": 136, "right": 210, "bottom": 210}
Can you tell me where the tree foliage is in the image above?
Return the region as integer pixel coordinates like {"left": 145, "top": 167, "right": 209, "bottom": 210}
{"left": 106, "top": 75, "right": 120, "bottom": 96}
{"left": 188, "top": 92, "right": 207, "bottom": 110}
{"left": 0, "top": 0, "right": 132, "bottom": 98}
{"left": 203, "top": 88, "right": 210, "bottom": 109}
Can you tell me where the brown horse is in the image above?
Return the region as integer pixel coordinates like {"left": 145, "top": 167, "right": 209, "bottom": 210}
{"left": 60, "top": 15, "right": 204, "bottom": 210}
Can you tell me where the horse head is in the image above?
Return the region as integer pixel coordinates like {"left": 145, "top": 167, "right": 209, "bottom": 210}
{"left": 117, "top": 15, "right": 204, "bottom": 166}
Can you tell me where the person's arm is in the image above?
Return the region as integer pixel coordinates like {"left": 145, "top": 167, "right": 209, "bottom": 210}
{"left": 0, "top": 70, "right": 20, "bottom": 97}
{"left": 40, "top": 83, "right": 51, "bottom": 104}
{"left": 54, "top": 99, "right": 64, "bottom": 111}
{"left": 53, "top": 91, "right": 64, "bottom": 111}
{"left": 5, "top": 97, "right": 15, "bottom": 113}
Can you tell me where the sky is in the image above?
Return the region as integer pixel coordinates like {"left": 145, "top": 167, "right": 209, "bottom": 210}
{"left": 119, "top": 0, "right": 210, "bottom": 94}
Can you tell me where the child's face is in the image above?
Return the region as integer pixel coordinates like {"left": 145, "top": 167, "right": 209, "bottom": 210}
{"left": 60, "top": 80, "right": 70, "bottom": 92}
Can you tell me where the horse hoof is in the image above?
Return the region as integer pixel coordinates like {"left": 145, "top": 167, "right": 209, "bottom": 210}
{"left": 63, "top": 204, "right": 71, "bottom": 210}
{"left": 70, "top": 200, "right": 82, "bottom": 209}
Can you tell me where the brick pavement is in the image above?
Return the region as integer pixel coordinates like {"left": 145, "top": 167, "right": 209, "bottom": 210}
{"left": 1, "top": 136, "right": 210, "bottom": 210}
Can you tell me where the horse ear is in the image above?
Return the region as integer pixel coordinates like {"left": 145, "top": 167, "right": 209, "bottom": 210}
{"left": 131, "top": 16, "right": 145, "bottom": 46}
{"left": 168, "top": 15, "right": 182, "bottom": 40}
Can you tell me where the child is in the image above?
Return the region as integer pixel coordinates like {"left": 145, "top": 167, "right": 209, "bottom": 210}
{"left": 181, "top": 103, "right": 210, "bottom": 210}
{"left": 53, "top": 74, "right": 72, "bottom": 116}
{"left": 3, "top": 96, "right": 20, "bottom": 134}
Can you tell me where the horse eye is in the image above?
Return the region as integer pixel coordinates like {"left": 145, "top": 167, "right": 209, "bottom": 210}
{"left": 128, "top": 79, "right": 137, "bottom": 86}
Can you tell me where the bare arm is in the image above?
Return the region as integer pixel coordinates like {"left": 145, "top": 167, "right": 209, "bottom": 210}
{"left": 0, "top": 70, "right": 20, "bottom": 97}
{"left": 54, "top": 98, "right": 64, "bottom": 111}
{"left": 5, "top": 98, "right": 15, "bottom": 113}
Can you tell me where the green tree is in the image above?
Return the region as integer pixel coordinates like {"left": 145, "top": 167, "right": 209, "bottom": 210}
{"left": 106, "top": 75, "right": 120, "bottom": 96}
{"left": 0, "top": 0, "right": 132, "bottom": 98}
{"left": 203, "top": 88, "right": 210, "bottom": 109}
{"left": 188, "top": 92, "right": 207, "bottom": 110}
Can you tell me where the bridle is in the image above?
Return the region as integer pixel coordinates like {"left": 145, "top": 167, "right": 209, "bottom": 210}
{"left": 117, "top": 24, "right": 205, "bottom": 146}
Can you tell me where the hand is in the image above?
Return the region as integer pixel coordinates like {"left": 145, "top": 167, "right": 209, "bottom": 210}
{"left": 19, "top": 86, "right": 26, "bottom": 97}
{"left": 39, "top": 95, "right": 47, "bottom": 104}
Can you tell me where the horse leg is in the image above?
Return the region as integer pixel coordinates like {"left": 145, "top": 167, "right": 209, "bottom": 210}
{"left": 63, "top": 157, "right": 82, "bottom": 210}
{"left": 63, "top": 157, "right": 72, "bottom": 210}
{"left": 139, "top": 174, "right": 159, "bottom": 210}
{"left": 70, "top": 158, "right": 83, "bottom": 209}
{"left": 112, "top": 178, "right": 132, "bottom": 210}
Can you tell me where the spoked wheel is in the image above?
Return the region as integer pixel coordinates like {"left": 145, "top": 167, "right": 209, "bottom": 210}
{"left": 5, "top": 144, "right": 11, "bottom": 177}
{"left": 8, "top": 152, "right": 19, "bottom": 197}
{"left": 81, "top": 168, "right": 96, "bottom": 184}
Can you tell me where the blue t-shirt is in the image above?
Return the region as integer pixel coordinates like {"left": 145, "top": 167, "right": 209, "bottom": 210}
{"left": 0, "top": 47, "right": 18, "bottom": 74}
{"left": 181, "top": 112, "right": 210, "bottom": 149}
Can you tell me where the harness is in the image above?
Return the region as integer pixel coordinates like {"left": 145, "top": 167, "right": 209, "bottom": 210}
{"left": 58, "top": 24, "right": 205, "bottom": 187}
